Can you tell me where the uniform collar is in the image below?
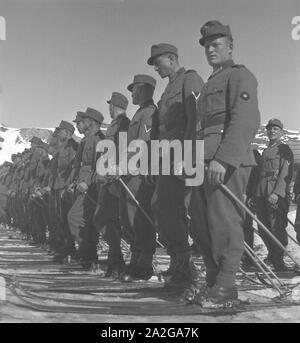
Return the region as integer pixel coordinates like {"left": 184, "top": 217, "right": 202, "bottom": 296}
{"left": 169, "top": 67, "right": 185, "bottom": 83}
{"left": 209, "top": 59, "right": 235, "bottom": 79}
{"left": 113, "top": 112, "right": 127, "bottom": 123}
{"left": 138, "top": 99, "right": 154, "bottom": 111}
{"left": 268, "top": 140, "right": 282, "bottom": 149}
{"left": 87, "top": 127, "right": 101, "bottom": 136}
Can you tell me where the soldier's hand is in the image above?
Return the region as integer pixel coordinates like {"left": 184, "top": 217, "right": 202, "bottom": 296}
{"left": 77, "top": 182, "right": 88, "bottom": 193}
{"left": 207, "top": 160, "right": 227, "bottom": 186}
{"left": 268, "top": 193, "right": 279, "bottom": 205}
{"left": 43, "top": 186, "right": 51, "bottom": 193}
{"left": 246, "top": 197, "right": 255, "bottom": 210}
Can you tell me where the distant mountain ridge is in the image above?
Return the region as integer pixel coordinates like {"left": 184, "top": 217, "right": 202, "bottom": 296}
{"left": 0, "top": 123, "right": 299, "bottom": 164}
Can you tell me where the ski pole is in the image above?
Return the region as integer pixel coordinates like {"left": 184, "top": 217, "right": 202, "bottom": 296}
{"left": 244, "top": 242, "right": 287, "bottom": 289}
{"left": 243, "top": 243, "right": 285, "bottom": 296}
{"left": 117, "top": 177, "right": 165, "bottom": 249}
{"left": 220, "top": 184, "right": 300, "bottom": 269}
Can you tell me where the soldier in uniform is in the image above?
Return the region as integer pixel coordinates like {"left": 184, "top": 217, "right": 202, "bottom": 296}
{"left": 67, "top": 107, "right": 105, "bottom": 269}
{"left": 121, "top": 74, "right": 157, "bottom": 280}
{"left": 43, "top": 129, "right": 61, "bottom": 253}
{"left": 241, "top": 148, "right": 261, "bottom": 268}
{"left": 147, "top": 43, "right": 204, "bottom": 286}
{"left": 93, "top": 92, "right": 130, "bottom": 277}
{"left": 29, "top": 140, "right": 50, "bottom": 245}
{"left": 5, "top": 155, "right": 17, "bottom": 227}
{"left": 68, "top": 111, "right": 88, "bottom": 190}
{"left": 10, "top": 153, "right": 23, "bottom": 229}
{"left": 190, "top": 21, "right": 261, "bottom": 306}
{"left": 17, "top": 150, "right": 32, "bottom": 237}
{"left": 52, "top": 120, "right": 78, "bottom": 262}
{"left": 294, "top": 166, "right": 300, "bottom": 243}
{"left": 0, "top": 162, "right": 12, "bottom": 224}
{"left": 254, "top": 119, "right": 294, "bottom": 270}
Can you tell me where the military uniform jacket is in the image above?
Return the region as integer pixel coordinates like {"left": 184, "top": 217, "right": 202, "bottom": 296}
{"left": 254, "top": 141, "right": 294, "bottom": 198}
{"left": 17, "top": 164, "right": 26, "bottom": 193}
{"left": 10, "top": 164, "right": 22, "bottom": 192}
{"left": 34, "top": 156, "right": 50, "bottom": 189}
{"left": 28, "top": 149, "right": 44, "bottom": 189}
{"left": 54, "top": 138, "right": 78, "bottom": 190}
{"left": 155, "top": 67, "right": 204, "bottom": 141}
{"left": 21, "top": 161, "right": 31, "bottom": 193}
{"left": 197, "top": 60, "right": 260, "bottom": 168}
{"left": 105, "top": 113, "right": 130, "bottom": 154}
{"left": 127, "top": 100, "right": 156, "bottom": 144}
{"left": 4, "top": 166, "right": 14, "bottom": 190}
{"left": 95, "top": 114, "right": 129, "bottom": 184}
{"left": 46, "top": 153, "right": 59, "bottom": 189}
{"left": 245, "top": 150, "right": 261, "bottom": 198}
{"left": 294, "top": 167, "right": 300, "bottom": 195}
{"left": 77, "top": 130, "right": 105, "bottom": 186}
{"left": 126, "top": 100, "right": 156, "bottom": 165}
{"left": 70, "top": 137, "right": 86, "bottom": 184}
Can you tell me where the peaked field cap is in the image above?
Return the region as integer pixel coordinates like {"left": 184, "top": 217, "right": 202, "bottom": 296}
{"left": 82, "top": 107, "right": 104, "bottom": 124}
{"left": 127, "top": 74, "right": 156, "bottom": 92}
{"left": 199, "top": 20, "right": 232, "bottom": 46}
{"left": 147, "top": 43, "right": 178, "bottom": 65}
{"left": 57, "top": 120, "right": 75, "bottom": 134}
{"left": 107, "top": 92, "right": 128, "bottom": 110}
{"left": 30, "top": 136, "right": 43, "bottom": 145}
{"left": 266, "top": 118, "right": 283, "bottom": 130}
{"left": 73, "top": 111, "right": 85, "bottom": 123}
{"left": 52, "top": 128, "right": 60, "bottom": 137}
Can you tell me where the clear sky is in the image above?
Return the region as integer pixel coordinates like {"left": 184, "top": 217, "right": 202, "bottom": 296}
{"left": 0, "top": 0, "right": 299, "bottom": 129}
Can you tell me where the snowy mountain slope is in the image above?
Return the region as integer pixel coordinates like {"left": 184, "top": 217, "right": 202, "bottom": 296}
{"left": 0, "top": 123, "right": 109, "bottom": 164}
{"left": 0, "top": 125, "right": 53, "bottom": 164}
{"left": 0, "top": 123, "right": 299, "bottom": 165}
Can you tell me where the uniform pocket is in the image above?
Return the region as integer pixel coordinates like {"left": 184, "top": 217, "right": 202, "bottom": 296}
{"left": 166, "top": 91, "right": 182, "bottom": 107}
{"left": 204, "top": 88, "right": 226, "bottom": 114}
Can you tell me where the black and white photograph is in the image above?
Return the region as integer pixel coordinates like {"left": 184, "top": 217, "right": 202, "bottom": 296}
{"left": 0, "top": 0, "right": 300, "bottom": 325}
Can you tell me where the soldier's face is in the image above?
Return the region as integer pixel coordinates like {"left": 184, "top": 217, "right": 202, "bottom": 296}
{"left": 153, "top": 55, "right": 172, "bottom": 78}
{"left": 83, "top": 117, "right": 92, "bottom": 129}
{"left": 58, "top": 129, "right": 68, "bottom": 141}
{"left": 131, "top": 84, "right": 141, "bottom": 105}
{"left": 76, "top": 121, "right": 85, "bottom": 134}
{"left": 204, "top": 37, "right": 232, "bottom": 67}
{"left": 109, "top": 103, "right": 115, "bottom": 119}
{"left": 267, "top": 126, "right": 282, "bottom": 141}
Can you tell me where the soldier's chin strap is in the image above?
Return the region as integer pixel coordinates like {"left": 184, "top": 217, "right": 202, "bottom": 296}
{"left": 220, "top": 184, "right": 300, "bottom": 269}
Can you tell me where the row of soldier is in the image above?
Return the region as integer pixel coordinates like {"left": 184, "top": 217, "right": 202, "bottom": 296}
{"left": 0, "top": 20, "right": 300, "bottom": 308}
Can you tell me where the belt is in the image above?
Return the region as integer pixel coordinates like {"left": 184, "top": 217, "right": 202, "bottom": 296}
{"left": 201, "top": 113, "right": 226, "bottom": 129}
{"left": 158, "top": 125, "right": 184, "bottom": 139}
{"left": 260, "top": 171, "right": 276, "bottom": 177}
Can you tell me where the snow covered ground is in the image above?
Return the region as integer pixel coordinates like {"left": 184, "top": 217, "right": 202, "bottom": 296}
{"left": 0, "top": 210, "right": 300, "bottom": 323}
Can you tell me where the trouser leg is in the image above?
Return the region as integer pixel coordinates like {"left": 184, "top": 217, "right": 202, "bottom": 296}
{"left": 151, "top": 175, "right": 190, "bottom": 255}
{"left": 197, "top": 166, "right": 250, "bottom": 288}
